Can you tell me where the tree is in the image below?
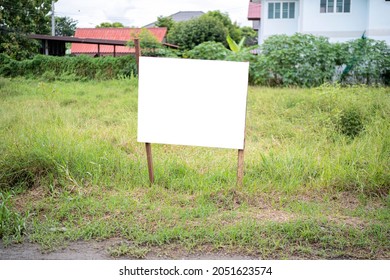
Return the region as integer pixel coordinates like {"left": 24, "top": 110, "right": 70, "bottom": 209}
{"left": 96, "top": 22, "right": 124, "bottom": 28}
{"left": 128, "top": 28, "right": 161, "bottom": 49}
{"left": 203, "top": 11, "right": 241, "bottom": 43}
{"left": 167, "top": 16, "right": 227, "bottom": 50}
{"left": 0, "top": 0, "right": 56, "bottom": 60}
{"left": 55, "top": 16, "right": 77, "bottom": 36}
{"left": 127, "top": 28, "right": 176, "bottom": 57}
{"left": 203, "top": 11, "right": 258, "bottom": 47}
{"left": 155, "top": 16, "right": 175, "bottom": 32}
{"left": 240, "top": 26, "right": 258, "bottom": 46}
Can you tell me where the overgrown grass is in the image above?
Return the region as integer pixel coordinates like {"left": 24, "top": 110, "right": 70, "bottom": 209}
{"left": 244, "top": 84, "right": 390, "bottom": 195}
{"left": 0, "top": 77, "right": 389, "bottom": 258}
{"left": 0, "top": 192, "right": 28, "bottom": 244}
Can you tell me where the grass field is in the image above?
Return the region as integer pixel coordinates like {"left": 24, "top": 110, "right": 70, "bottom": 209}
{"left": 0, "top": 77, "right": 389, "bottom": 259}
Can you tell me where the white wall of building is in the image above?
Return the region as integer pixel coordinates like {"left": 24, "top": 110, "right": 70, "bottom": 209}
{"left": 300, "top": 0, "right": 368, "bottom": 42}
{"left": 260, "top": 0, "right": 390, "bottom": 45}
{"left": 260, "top": 0, "right": 299, "bottom": 43}
{"left": 366, "top": 0, "right": 390, "bottom": 43}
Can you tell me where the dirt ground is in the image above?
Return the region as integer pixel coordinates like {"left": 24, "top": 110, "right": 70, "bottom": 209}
{"left": 0, "top": 239, "right": 255, "bottom": 260}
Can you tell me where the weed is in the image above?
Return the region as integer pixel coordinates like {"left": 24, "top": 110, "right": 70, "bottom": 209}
{"left": 338, "top": 108, "right": 364, "bottom": 138}
{"left": 108, "top": 242, "right": 149, "bottom": 259}
{"left": 0, "top": 192, "right": 28, "bottom": 244}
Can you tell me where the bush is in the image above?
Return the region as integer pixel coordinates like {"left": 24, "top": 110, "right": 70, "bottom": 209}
{"left": 260, "top": 34, "right": 336, "bottom": 87}
{"left": 338, "top": 37, "right": 390, "bottom": 85}
{"left": 238, "top": 34, "right": 390, "bottom": 87}
{"left": 2, "top": 34, "right": 389, "bottom": 87}
{"left": 337, "top": 108, "right": 365, "bottom": 138}
{"left": 186, "top": 41, "right": 230, "bottom": 60}
{"left": 226, "top": 50, "right": 269, "bottom": 85}
{"left": 0, "top": 55, "right": 138, "bottom": 81}
{"left": 0, "top": 54, "right": 15, "bottom": 77}
{"left": 141, "top": 47, "right": 178, "bottom": 58}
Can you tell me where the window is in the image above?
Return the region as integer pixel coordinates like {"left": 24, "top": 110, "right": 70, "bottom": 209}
{"left": 268, "top": 2, "right": 295, "bottom": 19}
{"left": 328, "top": 0, "right": 334, "bottom": 13}
{"left": 268, "top": 3, "right": 274, "bottom": 18}
{"left": 283, "top": 3, "right": 288, "bottom": 18}
{"left": 321, "top": 0, "right": 351, "bottom": 13}
{"left": 275, "top": 3, "right": 281, "bottom": 18}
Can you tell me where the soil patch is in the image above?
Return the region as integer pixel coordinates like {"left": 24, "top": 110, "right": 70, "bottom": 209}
{"left": 0, "top": 239, "right": 255, "bottom": 260}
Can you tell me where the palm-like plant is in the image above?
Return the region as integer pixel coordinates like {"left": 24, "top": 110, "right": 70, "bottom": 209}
{"left": 226, "top": 35, "right": 246, "bottom": 53}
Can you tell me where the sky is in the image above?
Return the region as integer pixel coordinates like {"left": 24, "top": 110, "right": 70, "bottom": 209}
{"left": 55, "top": 0, "right": 251, "bottom": 28}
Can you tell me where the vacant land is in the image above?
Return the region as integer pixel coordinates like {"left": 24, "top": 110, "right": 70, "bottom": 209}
{"left": 0, "top": 77, "right": 389, "bottom": 259}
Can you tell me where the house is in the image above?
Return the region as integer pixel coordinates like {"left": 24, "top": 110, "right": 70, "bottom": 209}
{"left": 249, "top": 0, "right": 390, "bottom": 45}
{"left": 143, "top": 11, "right": 205, "bottom": 27}
{"left": 71, "top": 27, "right": 167, "bottom": 56}
{"left": 248, "top": 0, "right": 261, "bottom": 31}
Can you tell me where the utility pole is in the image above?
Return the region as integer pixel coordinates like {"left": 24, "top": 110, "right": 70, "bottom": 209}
{"left": 51, "top": 1, "right": 55, "bottom": 36}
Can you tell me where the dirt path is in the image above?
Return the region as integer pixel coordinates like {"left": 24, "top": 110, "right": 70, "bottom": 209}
{"left": 0, "top": 239, "right": 255, "bottom": 260}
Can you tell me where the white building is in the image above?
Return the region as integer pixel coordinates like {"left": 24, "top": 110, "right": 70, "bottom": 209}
{"left": 250, "top": 0, "right": 390, "bottom": 44}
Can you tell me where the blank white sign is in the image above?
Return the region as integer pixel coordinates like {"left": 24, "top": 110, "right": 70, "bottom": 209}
{"left": 137, "top": 57, "right": 249, "bottom": 149}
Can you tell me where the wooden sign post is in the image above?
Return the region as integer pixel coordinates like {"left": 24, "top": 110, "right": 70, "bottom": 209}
{"left": 135, "top": 38, "right": 155, "bottom": 184}
{"left": 237, "top": 127, "right": 247, "bottom": 187}
{"left": 237, "top": 149, "right": 245, "bottom": 187}
{"left": 145, "top": 142, "right": 154, "bottom": 184}
{"left": 137, "top": 57, "right": 249, "bottom": 186}
{"left": 134, "top": 38, "right": 141, "bottom": 70}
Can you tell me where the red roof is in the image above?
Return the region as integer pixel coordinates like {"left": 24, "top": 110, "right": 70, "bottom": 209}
{"left": 248, "top": 1, "right": 261, "bottom": 20}
{"left": 71, "top": 27, "right": 167, "bottom": 55}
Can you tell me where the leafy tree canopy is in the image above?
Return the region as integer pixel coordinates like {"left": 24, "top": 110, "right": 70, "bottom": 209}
{"left": 166, "top": 10, "right": 256, "bottom": 51}
{"left": 0, "top": 0, "right": 56, "bottom": 60}
{"left": 203, "top": 11, "right": 242, "bottom": 42}
{"left": 55, "top": 16, "right": 77, "bottom": 36}
{"left": 127, "top": 28, "right": 177, "bottom": 57}
{"left": 167, "top": 15, "right": 227, "bottom": 50}
{"left": 155, "top": 16, "right": 175, "bottom": 32}
{"left": 96, "top": 22, "right": 124, "bottom": 28}
{"left": 128, "top": 28, "right": 161, "bottom": 49}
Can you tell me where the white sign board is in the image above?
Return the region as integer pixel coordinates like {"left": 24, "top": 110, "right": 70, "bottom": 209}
{"left": 137, "top": 57, "right": 249, "bottom": 149}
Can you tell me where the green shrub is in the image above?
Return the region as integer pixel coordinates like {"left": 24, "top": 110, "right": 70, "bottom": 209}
{"left": 0, "top": 55, "right": 137, "bottom": 81}
{"left": 0, "top": 53, "right": 11, "bottom": 66}
{"left": 337, "top": 108, "right": 364, "bottom": 138}
{"left": 41, "top": 70, "right": 57, "bottom": 82}
{"left": 339, "top": 37, "right": 390, "bottom": 85}
{"left": 260, "top": 34, "right": 336, "bottom": 87}
{"left": 240, "top": 34, "right": 390, "bottom": 87}
{"left": 226, "top": 50, "right": 269, "bottom": 85}
{"left": 141, "top": 47, "right": 178, "bottom": 58}
{"left": 187, "top": 41, "right": 230, "bottom": 60}
{"left": 2, "top": 33, "right": 389, "bottom": 87}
